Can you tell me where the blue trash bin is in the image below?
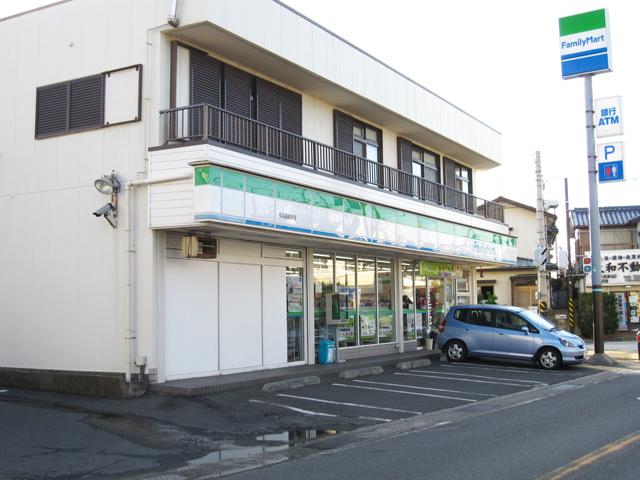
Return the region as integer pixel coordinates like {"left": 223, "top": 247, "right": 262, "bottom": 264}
{"left": 318, "top": 339, "right": 335, "bottom": 364}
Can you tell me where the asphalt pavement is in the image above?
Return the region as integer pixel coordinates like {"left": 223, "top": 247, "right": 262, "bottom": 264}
{"left": 0, "top": 357, "right": 605, "bottom": 479}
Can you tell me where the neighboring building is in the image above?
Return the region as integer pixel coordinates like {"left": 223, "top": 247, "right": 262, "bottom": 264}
{"left": 477, "top": 197, "right": 557, "bottom": 310}
{"left": 0, "top": 0, "right": 516, "bottom": 396}
{"left": 571, "top": 206, "right": 640, "bottom": 331}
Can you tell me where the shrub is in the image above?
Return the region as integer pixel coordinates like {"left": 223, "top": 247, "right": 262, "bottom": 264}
{"left": 576, "top": 292, "right": 619, "bottom": 338}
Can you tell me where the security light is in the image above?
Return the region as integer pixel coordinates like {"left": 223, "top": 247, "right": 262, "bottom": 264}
{"left": 92, "top": 171, "right": 120, "bottom": 228}
{"left": 94, "top": 173, "right": 121, "bottom": 195}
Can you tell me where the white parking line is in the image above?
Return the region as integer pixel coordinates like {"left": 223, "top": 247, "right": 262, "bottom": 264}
{"left": 409, "top": 369, "right": 546, "bottom": 385}
{"left": 277, "top": 393, "right": 422, "bottom": 415}
{"left": 360, "top": 379, "right": 497, "bottom": 397}
{"left": 0, "top": 389, "right": 7, "bottom": 393}
{"left": 359, "top": 416, "right": 392, "bottom": 423}
{"left": 396, "top": 372, "right": 542, "bottom": 387}
{"left": 249, "top": 399, "right": 336, "bottom": 417}
{"left": 332, "top": 383, "right": 477, "bottom": 403}
{"left": 439, "top": 363, "right": 576, "bottom": 375}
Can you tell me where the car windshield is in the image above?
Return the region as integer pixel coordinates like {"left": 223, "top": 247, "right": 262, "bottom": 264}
{"left": 519, "top": 310, "right": 557, "bottom": 331}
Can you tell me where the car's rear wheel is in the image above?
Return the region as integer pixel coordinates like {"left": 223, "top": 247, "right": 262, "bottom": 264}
{"left": 537, "top": 347, "right": 561, "bottom": 370}
{"left": 445, "top": 340, "right": 467, "bottom": 362}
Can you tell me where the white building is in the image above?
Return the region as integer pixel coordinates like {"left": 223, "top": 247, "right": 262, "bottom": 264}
{"left": 0, "top": 0, "right": 516, "bottom": 396}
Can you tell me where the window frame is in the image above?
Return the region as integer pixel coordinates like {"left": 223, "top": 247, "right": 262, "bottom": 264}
{"left": 411, "top": 144, "right": 441, "bottom": 184}
{"left": 351, "top": 117, "right": 382, "bottom": 164}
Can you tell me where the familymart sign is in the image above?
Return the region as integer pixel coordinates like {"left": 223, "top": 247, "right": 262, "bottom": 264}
{"left": 559, "top": 9, "right": 611, "bottom": 79}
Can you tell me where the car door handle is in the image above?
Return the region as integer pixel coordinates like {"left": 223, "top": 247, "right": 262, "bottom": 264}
{"left": 464, "top": 328, "right": 470, "bottom": 331}
{"left": 497, "top": 332, "right": 505, "bottom": 335}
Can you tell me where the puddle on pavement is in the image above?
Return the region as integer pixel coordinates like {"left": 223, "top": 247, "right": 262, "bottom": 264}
{"left": 188, "top": 428, "right": 337, "bottom": 466}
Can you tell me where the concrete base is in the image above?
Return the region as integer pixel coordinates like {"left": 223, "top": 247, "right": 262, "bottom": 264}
{"left": 586, "top": 353, "right": 618, "bottom": 366}
{"left": 0, "top": 367, "right": 147, "bottom": 398}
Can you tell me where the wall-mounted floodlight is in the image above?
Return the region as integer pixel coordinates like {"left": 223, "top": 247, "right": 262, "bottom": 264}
{"left": 93, "top": 171, "right": 120, "bottom": 228}
{"left": 94, "top": 173, "right": 121, "bottom": 195}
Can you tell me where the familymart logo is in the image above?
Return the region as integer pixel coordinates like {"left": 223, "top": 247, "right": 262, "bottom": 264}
{"left": 559, "top": 9, "right": 611, "bottom": 79}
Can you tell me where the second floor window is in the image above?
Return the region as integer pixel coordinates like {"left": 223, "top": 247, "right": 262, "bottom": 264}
{"left": 444, "top": 157, "right": 472, "bottom": 194}
{"left": 411, "top": 146, "right": 440, "bottom": 184}
{"left": 353, "top": 123, "right": 380, "bottom": 162}
{"left": 334, "top": 111, "right": 382, "bottom": 163}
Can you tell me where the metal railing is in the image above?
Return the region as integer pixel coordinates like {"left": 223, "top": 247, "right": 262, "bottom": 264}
{"left": 159, "top": 104, "right": 504, "bottom": 223}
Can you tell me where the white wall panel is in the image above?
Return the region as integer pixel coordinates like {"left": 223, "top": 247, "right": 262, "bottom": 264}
{"left": 262, "top": 266, "right": 287, "bottom": 366}
{"left": 219, "top": 263, "right": 262, "bottom": 370}
{"left": 105, "top": 66, "right": 141, "bottom": 125}
{"left": 164, "top": 259, "right": 219, "bottom": 380}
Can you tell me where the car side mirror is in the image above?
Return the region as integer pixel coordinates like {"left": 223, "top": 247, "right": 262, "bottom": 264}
{"left": 521, "top": 326, "right": 530, "bottom": 335}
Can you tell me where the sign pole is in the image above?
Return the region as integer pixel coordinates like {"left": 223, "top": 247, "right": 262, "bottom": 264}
{"left": 584, "top": 74, "right": 605, "bottom": 355}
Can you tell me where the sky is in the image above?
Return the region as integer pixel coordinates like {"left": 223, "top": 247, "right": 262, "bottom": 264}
{"left": 2, "top": 0, "right": 638, "bottom": 252}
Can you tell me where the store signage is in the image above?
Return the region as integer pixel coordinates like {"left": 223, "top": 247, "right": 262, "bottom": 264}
{"left": 585, "top": 249, "right": 640, "bottom": 286}
{"left": 190, "top": 163, "right": 518, "bottom": 265}
{"left": 595, "top": 96, "right": 623, "bottom": 137}
{"left": 597, "top": 141, "right": 624, "bottom": 182}
{"left": 559, "top": 9, "right": 611, "bottom": 79}
{"left": 418, "top": 261, "right": 463, "bottom": 278}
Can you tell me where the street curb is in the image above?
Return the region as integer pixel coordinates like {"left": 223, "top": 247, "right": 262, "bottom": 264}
{"left": 396, "top": 359, "right": 432, "bottom": 370}
{"left": 262, "top": 376, "right": 321, "bottom": 392}
{"left": 338, "top": 366, "right": 383, "bottom": 379}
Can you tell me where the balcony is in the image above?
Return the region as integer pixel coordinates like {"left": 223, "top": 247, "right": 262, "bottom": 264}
{"left": 157, "top": 104, "right": 504, "bottom": 223}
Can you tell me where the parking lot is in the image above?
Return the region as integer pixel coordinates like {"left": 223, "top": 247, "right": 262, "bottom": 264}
{"left": 0, "top": 359, "right": 600, "bottom": 480}
{"left": 242, "top": 360, "right": 598, "bottom": 431}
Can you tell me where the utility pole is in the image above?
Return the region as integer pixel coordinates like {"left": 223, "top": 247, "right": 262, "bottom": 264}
{"left": 535, "top": 152, "right": 549, "bottom": 316}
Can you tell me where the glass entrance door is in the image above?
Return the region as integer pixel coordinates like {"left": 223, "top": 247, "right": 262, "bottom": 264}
{"left": 286, "top": 266, "right": 304, "bottom": 362}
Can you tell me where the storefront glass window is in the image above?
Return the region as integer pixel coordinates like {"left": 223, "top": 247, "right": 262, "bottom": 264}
{"left": 286, "top": 266, "right": 304, "bottom": 362}
{"left": 402, "top": 261, "right": 416, "bottom": 341}
{"left": 377, "top": 258, "right": 394, "bottom": 343}
{"left": 335, "top": 255, "right": 357, "bottom": 347}
{"left": 358, "top": 257, "right": 377, "bottom": 345}
{"left": 415, "top": 268, "right": 428, "bottom": 345}
{"left": 313, "top": 253, "right": 334, "bottom": 359}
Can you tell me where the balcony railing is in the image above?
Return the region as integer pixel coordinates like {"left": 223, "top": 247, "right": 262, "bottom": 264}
{"left": 159, "top": 104, "right": 504, "bottom": 223}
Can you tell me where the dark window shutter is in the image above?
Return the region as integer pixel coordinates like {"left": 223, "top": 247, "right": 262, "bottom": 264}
{"left": 397, "top": 137, "right": 414, "bottom": 195}
{"left": 35, "top": 83, "right": 68, "bottom": 136}
{"left": 224, "top": 65, "right": 252, "bottom": 118}
{"left": 256, "top": 78, "right": 280, "bottom": 128}
{"left": 190, "top": 51, "right": 221, "bottom": 107}
{"left": 334, "top": 111, "right": 353, "bottom": 153}
{"left": 69, "top": 75, "right": 104, "bottom": 130}
{"left": 280, "top": 88, "right": 302, "bottom": 135}
{"left": 444, "top": 157, "right": 456, "bottom": 189}
{"left": 397, "top": 137, "right": 413, "bottom": 173}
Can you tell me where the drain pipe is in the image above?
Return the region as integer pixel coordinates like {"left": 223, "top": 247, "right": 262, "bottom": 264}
{"left": 125, "top": 171, "right": 193, "bottom": 382}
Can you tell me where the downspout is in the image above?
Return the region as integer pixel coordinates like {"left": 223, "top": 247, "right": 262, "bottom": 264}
{"left": 167, "top": 0, "right": 180, "bottom": 27}
{"left": 124, "top": 172, "right": 193, "bottom": 383}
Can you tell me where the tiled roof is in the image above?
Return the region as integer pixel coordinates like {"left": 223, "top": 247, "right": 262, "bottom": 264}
{"left": 571, "top": 206, "right": 640, "bottom": 228}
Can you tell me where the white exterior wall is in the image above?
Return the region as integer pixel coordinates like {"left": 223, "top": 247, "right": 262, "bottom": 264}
{"left": 503, "top": 207, "right": 538, "bottom": 260}
{"left": 0, "top": 0, "right": 165, "bottom": 373}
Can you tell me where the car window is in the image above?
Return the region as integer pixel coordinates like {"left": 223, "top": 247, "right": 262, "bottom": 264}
{"left": 494, "top": 311, "right": 529, "bottom": 331}
{"left": 466, "top": 309, "right": 494, "bottom": 327}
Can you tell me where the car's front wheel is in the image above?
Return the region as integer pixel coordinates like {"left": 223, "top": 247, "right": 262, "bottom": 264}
{"left": 445, "top": 340, "right": 467, "bottom": 362}
{"left": 537, "top": 347, "right": 561, "bottom": 370}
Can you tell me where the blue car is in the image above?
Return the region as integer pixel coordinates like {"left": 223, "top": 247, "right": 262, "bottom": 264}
{"left": 437, "top": 305, "right": 588, "bottom": 369}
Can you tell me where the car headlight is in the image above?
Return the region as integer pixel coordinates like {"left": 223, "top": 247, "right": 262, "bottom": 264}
{"left": 559, "top": 338, "right": 577, "bottom": 348}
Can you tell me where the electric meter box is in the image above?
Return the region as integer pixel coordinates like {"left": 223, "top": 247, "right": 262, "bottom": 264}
{"left": 325, "top": 293, "right": 351, "bottom": 325}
